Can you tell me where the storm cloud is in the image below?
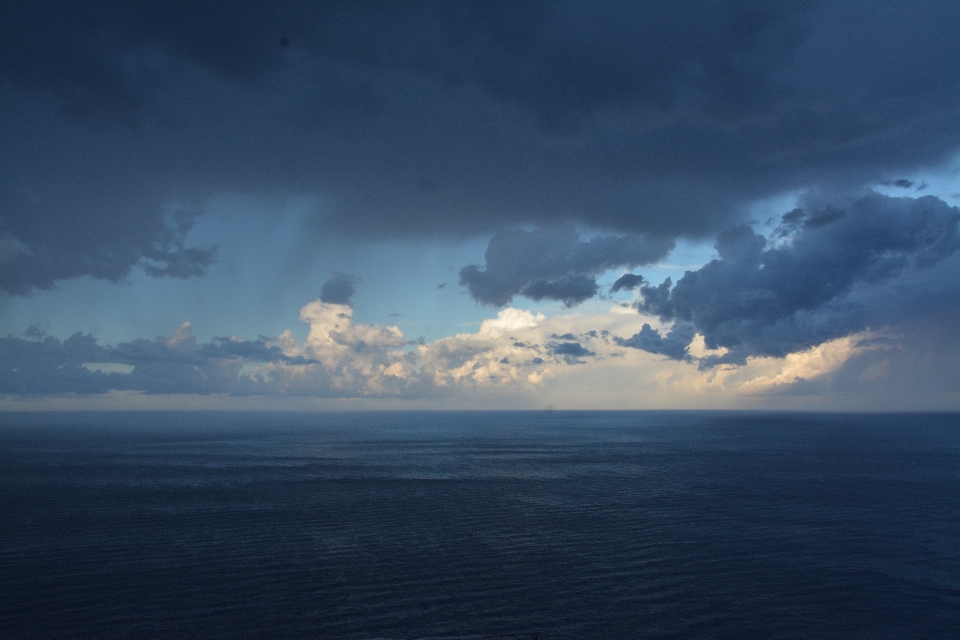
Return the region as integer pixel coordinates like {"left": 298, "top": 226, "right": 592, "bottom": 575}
{"left": 621, "top": 193, "right": 960, "bottom": 365}
{"left": 3, "top": 1, "right": 960, "bottom": 293}
{"left": 460, "top": 225, "right": 672, "bottom": 306}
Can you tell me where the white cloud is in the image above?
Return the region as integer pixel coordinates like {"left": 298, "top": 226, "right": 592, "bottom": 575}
{"left": 734, "top": 335, "right": 876, "bottom": 395}
{"left": 167, "top": 321, "right": 196, "bottom": 348}
{"left": 477, "top": 308, "right": 545, "bottom": 336}
{"left": 4, "top": 296, "right": 944, "bottom": 410}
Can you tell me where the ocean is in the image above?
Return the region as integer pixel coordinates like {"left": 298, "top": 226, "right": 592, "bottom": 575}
{"left": 2, "top": 411, "right": 959, "bottom": 639}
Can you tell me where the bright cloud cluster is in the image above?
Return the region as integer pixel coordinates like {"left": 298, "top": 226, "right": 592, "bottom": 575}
{"left": 0, "top": 291, "right": 952, "bottom": 410}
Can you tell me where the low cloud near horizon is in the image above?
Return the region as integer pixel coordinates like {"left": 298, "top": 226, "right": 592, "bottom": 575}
{"left": 4, "top": 272, "right": 957, "bottom": 409}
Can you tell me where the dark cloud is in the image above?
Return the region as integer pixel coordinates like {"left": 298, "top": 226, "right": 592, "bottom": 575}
{"left": 139, "top": 212, "right": 218, "bottom": 279}
{"left": 549, "top": 342, "right": 593, "bottom": 357}
{"left": 459, "top": 225, "right": 672, "bottom": 306}
{"left": 1, "top": 334, "right": 129, "bottom": 395}
{"left": 3, "top": 1, "right": 960, "bottom": 293}
{"left": 615, "top": 322, "right": 696, "bottom": 361}
{"left": 199, "top": 337, "right": 316, "bottom": 365}
{"left": 520, "top": 275, "right": 599, "bottom": 308}
{"left": 623, "top": 193, "right": 960, "bottom": 365}
{"left": 547, "top": 340, "right": 594, "bottom": 364}
{"left": 23, "top": 322, "right": 48, "bottom": 339}
{"left": 882, "top": 179, "right": 915, "bottom": 189}
{"left": 0, "top": 202, "right": 218, "bottom": 295}
{"left": 319, "top": 273, "right": 358, "bottom": 305}
{"left": 610, "top": 273, "right": 646, "bottom": 293}
{"left": 0, "top": 324, "right": 316, "bottom": 396}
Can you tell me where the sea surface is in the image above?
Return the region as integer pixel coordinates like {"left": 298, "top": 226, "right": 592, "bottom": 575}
{"left": 2, "top": 411, "right": 959, "bottom": 639}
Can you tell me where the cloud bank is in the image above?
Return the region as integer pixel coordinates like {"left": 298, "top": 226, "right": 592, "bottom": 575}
{"left": 1, "top": 302, "right": 574, "bottom": 398}
{"left": 3, "top": 290, "right": 957, "bottom": 409}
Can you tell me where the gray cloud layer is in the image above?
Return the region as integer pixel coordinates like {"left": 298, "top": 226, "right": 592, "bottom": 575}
{"left": 3, "top": 1, "right": 959, "bottom": 293}
{"left": 618, "top": 193, "right": 960, "bottom": 365}
{"left": 0, "top": 326, "right": 316, "bottom": 396}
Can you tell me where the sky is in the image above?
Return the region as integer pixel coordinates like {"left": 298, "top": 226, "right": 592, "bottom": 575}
{"left": 2, "top": 0, "right": 959, "bottom": 411}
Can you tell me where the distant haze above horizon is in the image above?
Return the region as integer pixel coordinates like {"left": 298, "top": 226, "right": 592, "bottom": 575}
{"left": 2, "top": 0, "right": 959, "bottom": 410}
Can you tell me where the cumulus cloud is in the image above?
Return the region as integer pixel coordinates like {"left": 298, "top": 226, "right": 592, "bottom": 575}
{"left": 0, "top": 302, "right": 604, "bottom": 398}
{"left": 459, "top": 225, "right": 672, "bottom": 306}
{"left": 618, "top": 193, "right": 960, "bottom": 366}
{"left": 4, "top": 2, "right": 959, "bottom": 293}
{"left": 477, "top": 308, "right": 546, "bottom": 336}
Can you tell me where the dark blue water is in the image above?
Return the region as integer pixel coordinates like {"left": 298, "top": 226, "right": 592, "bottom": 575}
{"left": 2, "top": 411, "right": 959, "bottom": 639}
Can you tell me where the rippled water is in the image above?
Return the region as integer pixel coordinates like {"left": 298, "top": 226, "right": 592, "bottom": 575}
{"left": 2, "top": 411, "right": 959, "bottom": 639}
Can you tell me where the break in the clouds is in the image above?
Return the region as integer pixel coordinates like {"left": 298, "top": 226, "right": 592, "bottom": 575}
{"left": 617, "top": 192, "right": 960, "bottom": 366}
{"left": 459, "top": 225, "right": 672, "bottom": 306}
{"left": 3, "top": 1, "right": 960, "bottom": 293}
